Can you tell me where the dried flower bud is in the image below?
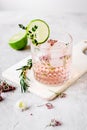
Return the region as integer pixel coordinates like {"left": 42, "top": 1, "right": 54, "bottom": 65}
{"left": 45, "top": 103, "right": 54, "bottom": 109}
{"left": 46, "top": 119, "right": 62, "bottom": 127}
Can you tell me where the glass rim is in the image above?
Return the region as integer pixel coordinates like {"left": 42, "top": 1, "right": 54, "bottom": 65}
{"left": 31, "top": 32, "right": 73, "bottom": 50}
{"left": 50, "top": 32, "right": 73, "bottom": 43}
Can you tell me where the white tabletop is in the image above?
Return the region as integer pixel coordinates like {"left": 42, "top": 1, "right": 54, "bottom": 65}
{"left": 0, "top": 12, "right": 87, "bottom": 130}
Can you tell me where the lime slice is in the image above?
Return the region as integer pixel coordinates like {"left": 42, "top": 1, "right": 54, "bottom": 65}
{"left": 27, "top": 19, "right": 50, "bottom": 44}
{"left": 9, "top": 31, "right": 27, "bottom": 50}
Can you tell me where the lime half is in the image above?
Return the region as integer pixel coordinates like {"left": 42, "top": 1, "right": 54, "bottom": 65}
{"left": 27, "top": 19, "right": 50, "bottom": 44}
{"left": 9, "top": 31, "right": 27, "bottom": 50}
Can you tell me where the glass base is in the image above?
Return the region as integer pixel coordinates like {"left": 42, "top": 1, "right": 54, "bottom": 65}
{"left": 33, "top": 64, "right": 70, "bottom": 85}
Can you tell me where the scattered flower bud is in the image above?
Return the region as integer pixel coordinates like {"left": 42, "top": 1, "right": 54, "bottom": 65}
{"left": 46, "top": 118, "right": 62, "bottom": 127}
{"left": 16, "top": 99, "right": 29, "bottom": 111}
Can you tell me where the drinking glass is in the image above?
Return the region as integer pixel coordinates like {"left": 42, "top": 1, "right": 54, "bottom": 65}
{"left": 31, "top": 32, "right": 73, "bottom": 85}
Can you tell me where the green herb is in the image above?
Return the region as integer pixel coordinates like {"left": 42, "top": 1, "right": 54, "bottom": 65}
{"left": 32, "top": 39, "right": 38, "bottom": 46}
{"left": 32, "top": 25, "right": 38, "bottom": 32}
{"left": 30, "top": 34, "right": 34, "bottom": 39}
{"left": 65, "top": 42, "right": 69, "bottom": 46}
{"left": 16, "top": 59, "right": 32, "bottom": 92}
{"left": 34, "top": 25, "right": 38, "bottom": 29}
{"left": 19, "top": 24, "right": 38, "bottom": 46}
{"left": 18, "top": 24, "right": 27, "bottom": 30}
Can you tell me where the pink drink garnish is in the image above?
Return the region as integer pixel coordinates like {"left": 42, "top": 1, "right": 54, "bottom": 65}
{"left": 39, "top": 55, "right": 50, "bottom": 65}
{"left": 48, "top": 39, "right": 57, "bottom": 46}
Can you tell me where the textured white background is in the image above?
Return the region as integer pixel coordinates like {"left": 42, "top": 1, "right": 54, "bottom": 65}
{"left": 0, "top": 12, "right": 87, "bottom": 130}
{"left": 0, "top": 1, "right": 87, "bottom": 129}
{"left": 0, "top": 0, "right": 87, "bottom": 14}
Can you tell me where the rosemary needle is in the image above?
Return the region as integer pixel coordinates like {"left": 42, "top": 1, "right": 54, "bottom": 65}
{"left": 16, "top": 59, "right": 32, "bottom": 92}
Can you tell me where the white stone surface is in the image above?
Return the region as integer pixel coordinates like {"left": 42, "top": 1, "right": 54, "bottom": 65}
{"left": 0, "top": 0, "right": 87, "bottom": 13}
{"left": 0, "top": 12, "right": 87, "bottom": 130}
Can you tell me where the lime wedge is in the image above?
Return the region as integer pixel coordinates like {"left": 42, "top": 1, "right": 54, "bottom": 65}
{"left": 9, "top": 31, "right": 27, "bottom": 50}
{"left": 27, "top": 19, "right": 50, "bottom": 44}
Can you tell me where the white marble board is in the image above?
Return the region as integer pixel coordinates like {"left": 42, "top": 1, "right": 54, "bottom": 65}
{"left": 2, "top": 41, "right": 87, "bottom": 100}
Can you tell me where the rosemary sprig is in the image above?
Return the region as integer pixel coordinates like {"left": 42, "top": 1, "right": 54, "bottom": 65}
{"left": 16, "top": 59, "right": 32, "bottom": 92}
{"left": 18, "top": 24, "right": 38, "bottom": 46}
{"left": 18, "top": 24, "right": 27, "bottom": 30}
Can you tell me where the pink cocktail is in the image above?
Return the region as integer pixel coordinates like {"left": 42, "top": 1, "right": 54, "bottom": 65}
{"left": 31, "top": 33, "right": 72, "bottom": 85}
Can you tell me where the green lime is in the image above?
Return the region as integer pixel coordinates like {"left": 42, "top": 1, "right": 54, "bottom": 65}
{"left": 8, "top": 31, "right": 28, "bottom": 50}
{"left": 27, "top": 19, "right": 50, "bottom": 44}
